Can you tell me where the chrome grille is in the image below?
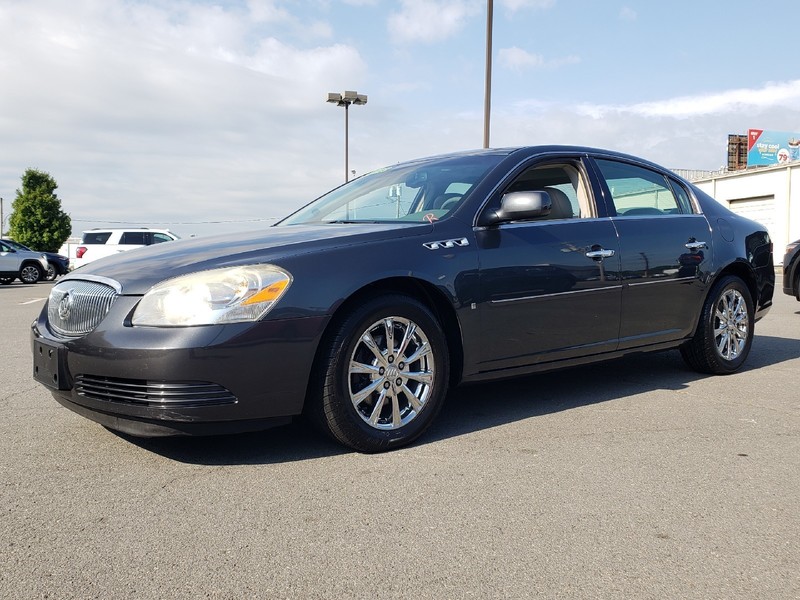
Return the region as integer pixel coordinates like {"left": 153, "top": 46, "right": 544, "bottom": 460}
{"left": 48, "top": 280, "right": 118, "bottom": 337}
{"left": 75, "top": 375, "right": 237, "bottom": 407}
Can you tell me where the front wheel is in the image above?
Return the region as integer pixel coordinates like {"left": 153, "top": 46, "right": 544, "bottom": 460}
{"left": 308, "top": 294, "right": 450, "bottom": 453}
{"left": 19, "top": 264, "right": 43, "bottom": 284}
{"left": 680, "top": 275, "right": 754, "bottom": 374}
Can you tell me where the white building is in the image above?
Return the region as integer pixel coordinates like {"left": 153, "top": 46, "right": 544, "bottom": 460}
{"left": 689, "top": 162, "right": 800, "bottom": 265}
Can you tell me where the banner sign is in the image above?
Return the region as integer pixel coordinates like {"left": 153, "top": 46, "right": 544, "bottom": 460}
{"left": 747, "top": 129, "right": 800, "bottom": 166}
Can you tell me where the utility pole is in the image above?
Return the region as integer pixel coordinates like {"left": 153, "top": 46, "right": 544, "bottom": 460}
{"left": 483, "top": 0, "right": 493, "bottom": 148}
{"left": 0, "top": 197, "right": 4, "bottom": 238}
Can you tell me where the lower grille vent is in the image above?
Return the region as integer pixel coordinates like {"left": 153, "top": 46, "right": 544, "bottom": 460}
{"left": 75, "top": 375, "right": 237, "bottom": 408}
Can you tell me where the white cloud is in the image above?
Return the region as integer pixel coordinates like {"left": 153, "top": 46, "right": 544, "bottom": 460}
{"left": 246, "top": 0, "right": 293, "bottom": 23}
{"left": 498, "top": 47, "right": 580, "bottom": 70}
{"left": 496, "top": 79, "right": 800, "bottom": 169}
{"left": 575, "top": 80, "right": 800, "bottom": 119}
{"left": 387, "top": 0, "right": 482, "bottom": 43}
{"left": 619, "top": 6, "right": 637, "bottom": 21}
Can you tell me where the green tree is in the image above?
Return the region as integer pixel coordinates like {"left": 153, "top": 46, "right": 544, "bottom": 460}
{"left": 8, "top": 169, "right": 72, "bottom": 252}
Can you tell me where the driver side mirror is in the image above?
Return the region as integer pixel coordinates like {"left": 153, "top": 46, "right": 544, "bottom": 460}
{"left": 482, "top": 191, "right": 552, "bottom": 225}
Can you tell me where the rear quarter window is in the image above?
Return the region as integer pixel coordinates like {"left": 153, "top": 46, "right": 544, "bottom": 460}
{"left": 82, "top": 232, "right": 112, "bottom": 244}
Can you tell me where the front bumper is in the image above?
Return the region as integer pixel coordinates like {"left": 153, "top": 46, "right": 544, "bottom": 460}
{"left": 32, "top": 295, "right": 329, "bottom": 437}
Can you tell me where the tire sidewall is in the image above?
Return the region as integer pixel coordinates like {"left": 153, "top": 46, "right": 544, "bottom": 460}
{"left": 323, "top": 295, "right": 449, "bottom": 451}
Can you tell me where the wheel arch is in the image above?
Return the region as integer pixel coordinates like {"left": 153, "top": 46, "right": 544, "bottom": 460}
{"left": 710, "top": 259, "right": 759, "bottom": 311}
{"left": 19, "top": 259, "right": 44, "bottom": 278}
{"left": 305, "top": 276, "right": 465, "bottom": 406}
{"left": 689, "top": 260, "right": 759, "bottom": 338}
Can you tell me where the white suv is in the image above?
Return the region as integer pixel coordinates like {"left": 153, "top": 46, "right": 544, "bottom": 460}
{"left": 73, "top": 228, "right": 180, "bottom": 270}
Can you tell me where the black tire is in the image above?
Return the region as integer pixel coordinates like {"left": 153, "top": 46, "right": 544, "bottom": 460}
{"left": 307, "top": 294, "right": 450, "bottom": 453}
{"left": 44, "top": 263, "right": 57, "bottom": 281}
{"left": 0, "top": 276, "right": 14, "bottom": 285}
{"left": 19, "top": 263, "right": 43, "bottom": 284}
{"left": 680, "top": 275, "right": 754, "bottom": 374}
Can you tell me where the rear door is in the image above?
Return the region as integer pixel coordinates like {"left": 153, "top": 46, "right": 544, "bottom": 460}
{"left": 476, "top": 157, "right": 622, "bottom": 372}
{"left": 589, "top": 158, "right": 712, "bottom": 348}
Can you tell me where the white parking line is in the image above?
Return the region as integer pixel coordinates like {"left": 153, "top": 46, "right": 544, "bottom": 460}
{"left": 20, "top": 298, "right": 47, "bottom": 305}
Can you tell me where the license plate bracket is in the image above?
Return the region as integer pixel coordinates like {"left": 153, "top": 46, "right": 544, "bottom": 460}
{"left": 33, "top": 338, "right": 71, "bottom": 391}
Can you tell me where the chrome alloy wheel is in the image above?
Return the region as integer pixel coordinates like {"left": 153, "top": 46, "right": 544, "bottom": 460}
{"left": 348, "top": 316, "right": 435, "bottom": 430}
{"left": 713, "top": 288, "right": 749, "bottom": 361}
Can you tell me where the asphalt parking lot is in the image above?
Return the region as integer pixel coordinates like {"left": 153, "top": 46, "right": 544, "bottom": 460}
{"left": 1, "top": 279, "right": 798, "bottom": 599}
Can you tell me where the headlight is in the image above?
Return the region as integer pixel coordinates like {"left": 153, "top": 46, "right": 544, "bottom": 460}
{"left": 131, "top": 265, "right": 292, "bottom": 326}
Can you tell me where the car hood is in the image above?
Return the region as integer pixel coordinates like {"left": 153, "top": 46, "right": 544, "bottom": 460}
{"left": 63, "top": 222, "right": 433, "bottom": 294}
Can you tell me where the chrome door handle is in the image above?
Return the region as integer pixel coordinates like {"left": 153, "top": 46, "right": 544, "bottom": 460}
{"left": 585, "top": 248, "right": 615, "bottom": 259}
{"left": 685, "top": 241, "right": 708, "bottom": 250}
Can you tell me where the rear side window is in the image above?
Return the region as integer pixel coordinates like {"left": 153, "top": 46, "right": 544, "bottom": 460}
{"left": 119, "top": 232, "right": 147, "bottom": 245}
{"left": 595, "top": 159, "right": 692, "bottom": 216}
{"left": 82, "top": 232, "right": 112, "bottom": 244}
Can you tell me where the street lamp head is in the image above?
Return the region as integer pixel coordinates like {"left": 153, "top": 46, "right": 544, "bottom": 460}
{"left": 327, "top": 91, "right": 367, "bottom": 107}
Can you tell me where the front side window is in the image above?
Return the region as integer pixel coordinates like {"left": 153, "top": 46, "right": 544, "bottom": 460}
{"left": 151, "top": 233, "right": 173, "bottom": 244}
{"left": 595, "top": 159, "right": 689, "bottom": 216}
{"left": 499, "top": 162, "right": 593, "bottom": 220}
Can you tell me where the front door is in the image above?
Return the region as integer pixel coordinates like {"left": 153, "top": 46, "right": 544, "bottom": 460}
{"left": 476, "top": 160, "right": 622, "bottom": 373}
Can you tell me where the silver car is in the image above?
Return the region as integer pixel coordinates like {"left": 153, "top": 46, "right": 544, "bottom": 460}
{"left": 0, "top": 239, "right": 48, "bottom": 284}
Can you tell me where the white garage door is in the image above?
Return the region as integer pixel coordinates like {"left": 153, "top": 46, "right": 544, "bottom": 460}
{"left": 728, "top": 195, "right": 775, "bottom": 234}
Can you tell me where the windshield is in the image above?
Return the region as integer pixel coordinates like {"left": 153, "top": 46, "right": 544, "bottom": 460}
{"left": 2, "top": 239, "right": 30, "bottom": 251}
{"left": 278, "top": 153, "right": 504, "bottom": 226}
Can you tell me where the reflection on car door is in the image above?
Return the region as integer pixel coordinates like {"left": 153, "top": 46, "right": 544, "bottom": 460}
{"left": 475, "top": 161, "right": 622, "bottom": 372}
{"left": 591, "top": 158, "right": 712, "bottom": 348}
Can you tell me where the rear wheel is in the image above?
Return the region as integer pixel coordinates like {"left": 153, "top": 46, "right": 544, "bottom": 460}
{"left": 19, "top": 263, "right": 43, "bottom": 284}
{"left": 680, "top": 275, "right": 754, "bottom": 374}
{"left": 308, "top": 294, "right": 449, "bottom": 452}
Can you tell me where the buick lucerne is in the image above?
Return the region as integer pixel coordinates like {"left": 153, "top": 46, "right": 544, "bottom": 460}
{"left": 31, "top": 147, "right": 775, "bottom": 452}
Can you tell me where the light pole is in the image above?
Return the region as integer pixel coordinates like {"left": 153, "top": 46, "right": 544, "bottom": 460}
{"left": 483, "top": 0, "right": 493, "bottom": 148}
{"left": 327, "top": 90, "right": 368, "bottom": 182}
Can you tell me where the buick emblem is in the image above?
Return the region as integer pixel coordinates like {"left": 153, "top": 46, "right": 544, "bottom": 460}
{"left": 58, "top": 289, "right": 75, "bottom": 321}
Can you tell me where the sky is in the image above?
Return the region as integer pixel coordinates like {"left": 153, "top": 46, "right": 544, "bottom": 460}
{"left": 2, "top": 0, "right": 800, "bottom": 238}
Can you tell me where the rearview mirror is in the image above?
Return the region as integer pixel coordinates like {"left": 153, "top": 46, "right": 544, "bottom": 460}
{"left": 405, "top": 171, "right": 428, "bottom": 188}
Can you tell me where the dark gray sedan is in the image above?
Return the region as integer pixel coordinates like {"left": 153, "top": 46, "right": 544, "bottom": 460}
{"left": 31, "top": 146, "right": 775, "bottom": 452}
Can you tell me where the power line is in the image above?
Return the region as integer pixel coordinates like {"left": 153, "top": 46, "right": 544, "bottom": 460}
{"left": 70, "top": 217, "right": 280, "bottom": 225}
